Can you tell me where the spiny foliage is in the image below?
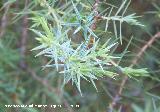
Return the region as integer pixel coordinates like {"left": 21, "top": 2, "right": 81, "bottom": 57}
{"left": 30, "top": 0, "right": 148, "bottom": 94}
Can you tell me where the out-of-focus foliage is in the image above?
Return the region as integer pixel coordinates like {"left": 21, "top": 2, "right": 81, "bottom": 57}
{"left": 0, "top": 0, "right": 160, "bottom": 112}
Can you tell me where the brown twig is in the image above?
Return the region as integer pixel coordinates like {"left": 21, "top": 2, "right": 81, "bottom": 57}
{"left": 19, "top": 0, "right": 29, "bottom": 69}
{"left": 90, "top": 0, "right": 100, "bottom": 30}
{"left": 27, "top": 68, "right": 53, "bottom": 91}
{"left": 26, "top": 67, "right": 74, "bottom": 112}
{"left": 108, "top": 32, "right": 160, "bottom": 111}
{"left": 131, "top": 32, "right": 160, "bottom": 66}
{"left": 0, "top": 4, "right": 10, "bottom": 38}
{"left": 87, "top": 0, "right": 100, "bottom": 48}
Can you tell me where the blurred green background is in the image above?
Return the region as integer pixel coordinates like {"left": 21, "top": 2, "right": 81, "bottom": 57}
{"left": 0, "top": 0, "right": 160, "bottom": 112}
